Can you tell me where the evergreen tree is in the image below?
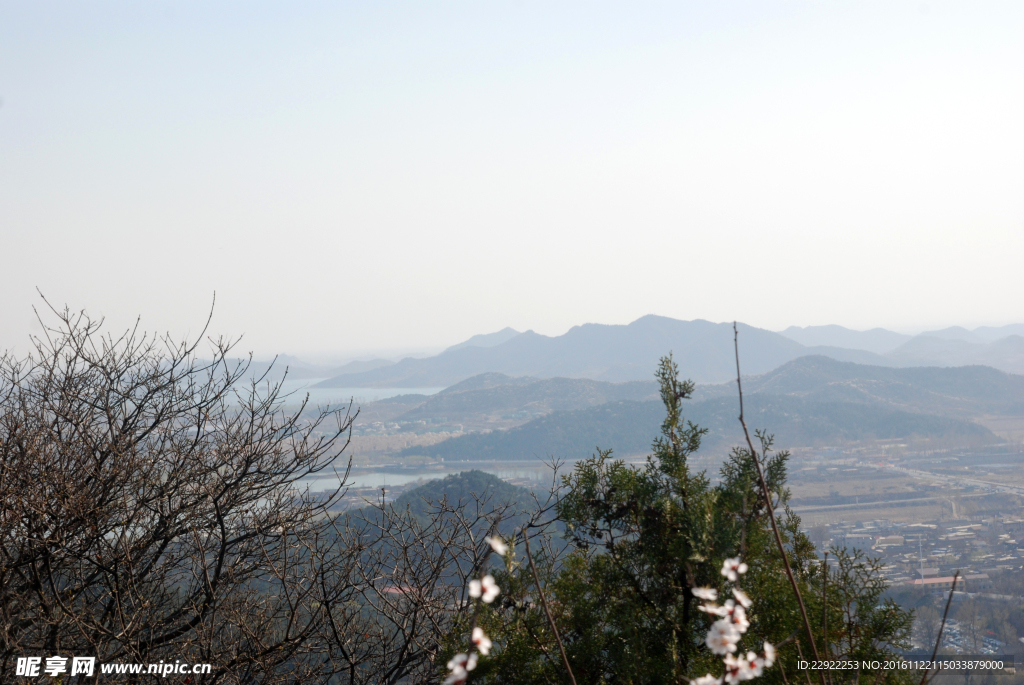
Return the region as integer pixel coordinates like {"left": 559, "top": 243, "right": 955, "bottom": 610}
{"left": 467, "top": 355, "right": 912, "bottom": 685}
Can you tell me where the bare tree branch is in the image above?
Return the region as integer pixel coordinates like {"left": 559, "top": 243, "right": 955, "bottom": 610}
{"left": 733, "top": 322, "right": 824, "bottom": 685}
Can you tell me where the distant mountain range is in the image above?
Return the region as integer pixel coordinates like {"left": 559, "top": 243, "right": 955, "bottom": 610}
{"left": 778, "top": 325, "right": 912, "bottom": 354}
{"left": 398, "top": 393, "right": 996, "bottom": 463}
{"left": 699, "top": 356, "right": 1024, "bottom": 417}
{"left": 370, "top": 356, "right": 1024, "bottom": 431}
{"left": 344, "top": 355, "right": 1018, "bottom": 463}
{"left": 395, "top": 374, "right": 659, "bottom": 430}
{"left": 314, "top": 317, "right": 1024, "bottom": 388}
{"left": 779, "top": 323, "right": 1024, "bottom": 350}
{"left": 443, "top": 327, "right": 522, "bottom": 353}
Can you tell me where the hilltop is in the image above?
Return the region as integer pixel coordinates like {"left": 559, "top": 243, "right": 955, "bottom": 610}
{"left": 391, "top": 470, "right": 531, "bottom": 515}
{"left": 702, "top": 355, "right": 1024, "bottom": 417}
{"left": 366, "top": 471, "right": 537, "bottom": 533}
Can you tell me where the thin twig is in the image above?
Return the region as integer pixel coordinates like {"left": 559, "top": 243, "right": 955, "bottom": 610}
{"left": 778, "top": 660, "right": 791, "bottom": 685}
{"left": 776, "top": 630, "right": 801, "bottom": 648}
{"left": 734, "top": 323, "right": 824, "bottom": 685}
{"left": 918, "top": 570, "right": 959, "bottom": 685}
{"left": 823, "top": 552, "right": 831, "bottom": 685}
{"left": 822, "top": 552, "right": 828, "bottom": 658}
{"left": 794, "top": 640, "right": 815, "bottom": 685}
{"left": 524, "top": 531, "right": 577, "bottom": 685}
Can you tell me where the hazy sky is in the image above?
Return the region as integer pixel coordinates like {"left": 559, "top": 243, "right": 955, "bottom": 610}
{"left": 2, "top": 1, "right": 1022, "bottom": 359}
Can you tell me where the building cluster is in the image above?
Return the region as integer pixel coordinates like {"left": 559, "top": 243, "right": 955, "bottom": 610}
{"left": 823, "top": 516, "right": 1024, "bottom": 591}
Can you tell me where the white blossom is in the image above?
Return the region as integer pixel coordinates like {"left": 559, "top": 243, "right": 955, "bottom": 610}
{"left": 485, "top": 536, "right": 509, "bottom": 556}
{"left": 692, "top": 587, "right": 719, "bottom": 601}
{"left": 721, "top": 557, "right": 748, "bottom": 582}
{"left": 748, "top": 651, "right": 767, "bottom": 678}
{"left": 696, "top": 558, "right": 773, "bottom": 684}
{"left": 472, "top": 626, "right": 493, "bottom": 656}
{"left": 712, "top": 600, "right": 749, "bottom": 632}
{"left": 691, "top": 675, "right": 722, "bottom": 685}
{"left": 443, "top": 653, "right": 478, "bottom": 685}
{"left": 728, "top": 603, "right": 750, "bottom": 633}
{"left": 700, "top": 603, "right": 727, "bottom": 616}
{"left": 706, "top": 620, "right": 740, "bottom": 655}
{"left": 469, "top": 574, "right": 500, "bottom": 603}
{"left": 723, "top": 653, "right": 756, "bottom": 683}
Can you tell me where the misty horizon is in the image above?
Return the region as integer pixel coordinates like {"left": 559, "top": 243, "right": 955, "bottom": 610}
{"left": 236, "top": 318, "right": 1024, "bottom": 368}
{"left": 2, "top": 2, "right": 1022, "bottom": 357}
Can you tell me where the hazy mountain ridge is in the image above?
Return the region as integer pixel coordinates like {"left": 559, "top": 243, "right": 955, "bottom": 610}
{"left": 779, "top": 324, "right": 1024, "bottom": 373}
{"left": 354, "top": 356, "right": 1024, "bottom": 432}
{"left": 887, "top": 334, "right": 1024, "bottom": 373}
{"left": 317, "top": 317, "right": 813, "bottom": 387}
{"left": 437, "top": 372, "right": 538, "bottom": 394}
{"left": 699, "top": 356, "right": 1024, "bottom": 417}
{"left": 443, "top": 328, "right": 522, "bottom": 353}
{"left": 920, "top": 324, "right": 1024, "bottom": 344}
{"left": 780, "top": 323, "right": 1024, "bottom": 351}
{"left": 398, "top": 394, "right": 997, "bottom": 462}
{"left": 395, "top": 375, "right": 660, "bottom": 427}
{"left": 315, "top": 316, "right": 1024, "bottom": 389}
{"left": 779, "top": 325, "right": 912, "bottom": 354}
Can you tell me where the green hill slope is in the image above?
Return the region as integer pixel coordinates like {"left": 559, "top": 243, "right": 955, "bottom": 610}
{"left": 384, "top": 470, "right": 536, "bottom": 530}
{"left": 399, "top": 394, "right": 997, "bottom": 462}
{"left": 704, "top": 356, "right": 1024, "bottom": 417}
{"left": 396, "top": 374, "right": 659, "bottom": 424}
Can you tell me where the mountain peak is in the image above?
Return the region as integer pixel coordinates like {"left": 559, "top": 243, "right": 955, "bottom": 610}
{"left": 778, "top": 324, "right": 910, "bottom": 354}
{"left": 919, "top": 326, "right": 984, "bottom": 344}
{"left": 444, "top": 327, "right": 522, "bottom": 354}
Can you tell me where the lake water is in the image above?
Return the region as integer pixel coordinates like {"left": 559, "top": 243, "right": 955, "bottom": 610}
{"left": 233, "top": 378, "right": 567, "bottom": 492}
{"left": 265, "top": 381, "right": 581, "bottom": 492}
{"left": 267, "top": 378, "right": 445, "bottom": 410}
{"left": 301, "top": 460, "right": 565, "bottom": 491}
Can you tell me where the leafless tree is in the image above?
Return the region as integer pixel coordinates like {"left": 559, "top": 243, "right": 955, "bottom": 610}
{"left": 320, "top": 485, "right": 535, "bottom": 684}
{"left": 0, "top": 303, "right": 546, "bottom": 683}
{"left": 0, "top": 303, "right": 370, "bottom": 682}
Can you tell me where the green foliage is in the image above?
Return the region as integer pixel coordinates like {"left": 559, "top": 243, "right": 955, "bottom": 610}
{"left": 393, "top": 471, "right": 527, "bottom": 513}
{"left": 387, "top": 470, "right": 533, "bottom": 529}
{"left": 471, "top": 355, "right": 915, "bottom": 685}
{"left": 819, "top": 547, "right": 914, "bottom": 666}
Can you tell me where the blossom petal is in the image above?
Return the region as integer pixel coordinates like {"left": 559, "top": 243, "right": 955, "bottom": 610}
{"left": 485, "top": 536, "right": 509, "bottom": 556}
{"left": 692, "top": 587, "right": 719, "bottom": 601}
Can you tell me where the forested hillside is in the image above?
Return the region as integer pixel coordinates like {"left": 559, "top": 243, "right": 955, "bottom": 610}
{"left": 395, "top": 374, "right": 658, "bottom": 427}
{"left": 700, "top": 355, "right": 1024, "bottom": 417}
{"left": 389, "top": 470, "right": 533, "bottom": 520}
{"left": 398, "top": 393, "right": 996, "bottom": 462}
